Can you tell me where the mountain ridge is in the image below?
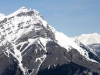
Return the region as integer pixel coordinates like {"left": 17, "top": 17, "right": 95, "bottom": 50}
{"left": 0, "top": 7, "right": 96, "bottom": 62}
{"left": 0, "top": 7, "right": 100, "bottom": 75}
{"left": 72, "top": 33, "right": 100, "bottom": 57}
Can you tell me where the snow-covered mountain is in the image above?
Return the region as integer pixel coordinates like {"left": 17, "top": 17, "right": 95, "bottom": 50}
{"left": 73, "top": 33, "right": 100, "bottom": 57}
{"left": 73, "top": 33, "right": 100, "bottom": 45}
{"left": 0, "top": 7, "right": 100, "bottom": 75}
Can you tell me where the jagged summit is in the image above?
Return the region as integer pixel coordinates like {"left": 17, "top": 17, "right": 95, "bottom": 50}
{"left": 0, "top": 7, "right": 100, "bottom": 75}
{"left": 0, "top": 7, "right": 40, "bottom": 19}
{"left": 6, "top": 7, "right": 39, "bottom": 18}
{"left": 17, "top": 6, "right": 29, "bottom": 12}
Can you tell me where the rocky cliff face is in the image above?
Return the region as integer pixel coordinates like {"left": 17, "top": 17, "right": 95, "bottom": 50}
{"left": 0, "top": 7, "right": 100, "bottom": 75}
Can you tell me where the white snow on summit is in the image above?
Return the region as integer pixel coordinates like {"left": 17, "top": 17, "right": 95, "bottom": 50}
{"left": 7, "top": 6, "right": 29, "bottom": 18}
{"left": 73, "top": 33, "right": 100, "bottom": 45}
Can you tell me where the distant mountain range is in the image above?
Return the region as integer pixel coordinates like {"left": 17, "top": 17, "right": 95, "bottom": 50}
{"left": 0, "top": 7, "right": 100, "bottom": 75}
{"left": 73, "top": 33, "right": 100, "bottom": 57}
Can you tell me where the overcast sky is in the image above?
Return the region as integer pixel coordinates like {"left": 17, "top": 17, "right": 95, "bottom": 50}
{"left": 0, "top": 0, "right": 100, "bottom": 36}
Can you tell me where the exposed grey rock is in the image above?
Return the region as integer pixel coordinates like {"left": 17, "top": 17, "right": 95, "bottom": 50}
{"left": 0, "top": 53, "right": 23, "bottom": 75}
{"left": 17, "top": 11, "right": 34, "bottom": 17}
{"left": 0, "top": 18, "right": 7, "bottom": 24}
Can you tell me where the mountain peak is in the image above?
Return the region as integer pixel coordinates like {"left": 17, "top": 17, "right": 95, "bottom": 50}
{"left": 6, "top": 7, "right": 40, "bottom": 18}
{"left": 73, "top": 33, "right": 100, "bottom": 45}
{"left": 1, "top": 7, "right": 100, "bottom": 75}
{"left": 16, "top": 6, "right": 28, "bottom": 12}
{"left": 7, "top": 7, "right": 29, "bottom": 18}
{"left": 92, "top": 32, "right": 99, "bottom": 35}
